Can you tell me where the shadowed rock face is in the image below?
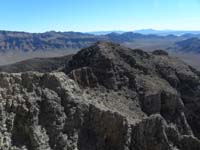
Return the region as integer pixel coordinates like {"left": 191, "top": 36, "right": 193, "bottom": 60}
{"left": 0, "top": 42, "right": 200, "bottom": 150}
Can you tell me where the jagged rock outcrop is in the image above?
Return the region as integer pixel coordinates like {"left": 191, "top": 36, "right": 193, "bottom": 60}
{"left": 0, "top": 42, "right": 200, "bottom": 150}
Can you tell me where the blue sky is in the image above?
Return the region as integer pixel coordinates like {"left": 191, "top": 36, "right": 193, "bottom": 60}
{"left": 0, "top": 0, "right": 200, "bottom": 32}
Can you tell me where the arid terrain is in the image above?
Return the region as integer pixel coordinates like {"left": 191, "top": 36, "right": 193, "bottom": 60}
{"left": 0, "top": 30, "right": 200, "bottom": 70}
{"left": 0, "top": 42, "right": 200, "bottom": 150}
{"left": 1, "top": 0, "right": 200, "bottom": 149}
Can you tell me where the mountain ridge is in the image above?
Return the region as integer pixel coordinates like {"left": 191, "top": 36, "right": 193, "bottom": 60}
{"left": 0, "top": 30, "right": 190, "bottom": 53}
{"left": 1, "top": 42, "right": 200, "bottom": 150}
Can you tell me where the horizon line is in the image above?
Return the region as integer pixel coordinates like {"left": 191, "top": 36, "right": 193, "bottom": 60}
{"left": 0, "top": 28, "right": 200, "bottom": 34}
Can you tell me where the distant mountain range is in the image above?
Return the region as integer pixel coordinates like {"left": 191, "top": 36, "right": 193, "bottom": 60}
{"left": 0, "top": 30, "right": 200, "bottom": 54}
{"left": 134, "top": 29, "right": 200, "bottom": 36}
{"left": 87, "top": 31, "right": 124, "bottom": 35}
{"left": 0, "top": 31, "right": 100, "bottom": 52}
{"left": 0, "top": 30, "right": 170, "bottom": 52}
{"left": 90, "top": 29, "right": 200, "bottom": 36}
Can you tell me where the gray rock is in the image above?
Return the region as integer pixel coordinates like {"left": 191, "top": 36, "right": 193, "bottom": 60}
{"left": 0, "top": 42, "right": 200, "bottom": 150}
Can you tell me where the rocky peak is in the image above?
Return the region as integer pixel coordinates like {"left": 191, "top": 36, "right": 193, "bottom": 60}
{"left": 66, "top": 42, "right": 151, "bottom": 89}
{"left": 66, "top": 42, "right": 200, "bottom": 138}
{"left": 1, "top": 42, "right": 200, "bottom": 150}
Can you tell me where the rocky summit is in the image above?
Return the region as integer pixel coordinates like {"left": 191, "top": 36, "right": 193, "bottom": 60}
{"left": 0, "top": 41, "right": 200, "bottom": 150}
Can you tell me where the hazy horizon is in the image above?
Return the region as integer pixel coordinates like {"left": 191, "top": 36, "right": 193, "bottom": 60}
{"left": 1, "top": 28, "right": 200, "bottom": 34}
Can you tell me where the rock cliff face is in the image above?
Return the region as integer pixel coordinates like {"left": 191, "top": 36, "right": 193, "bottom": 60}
{"left": 0, "top": 42, "right": 200, "bottom": 150}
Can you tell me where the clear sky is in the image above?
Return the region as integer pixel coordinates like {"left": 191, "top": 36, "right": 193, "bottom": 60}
{"left": 0, "top": 0, "right": 200, "bottom": 32}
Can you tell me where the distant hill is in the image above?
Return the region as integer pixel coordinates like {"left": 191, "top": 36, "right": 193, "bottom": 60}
{"left": 89, "top": 29, "right": 200, "bottom": 36}
{"left": 88, "top": 31, "right": 124, "bottom": 35}
{"left": 172, "top": 37, "right": 200, "bottom": 53}
{"left": 106, "top": 32, "right": 166, "bottom": 43}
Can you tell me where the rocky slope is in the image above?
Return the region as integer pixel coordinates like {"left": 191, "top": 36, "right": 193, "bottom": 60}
{"left": 0, "top": 54, "right": 73, "bottom": 73}
{"left": 0, "top": 42, "right": 200, "bottom": 150}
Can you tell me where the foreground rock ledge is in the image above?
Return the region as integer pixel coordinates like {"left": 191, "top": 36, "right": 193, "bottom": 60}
{"left": 0, "top": 42, "right": 200, "bottom": 150}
